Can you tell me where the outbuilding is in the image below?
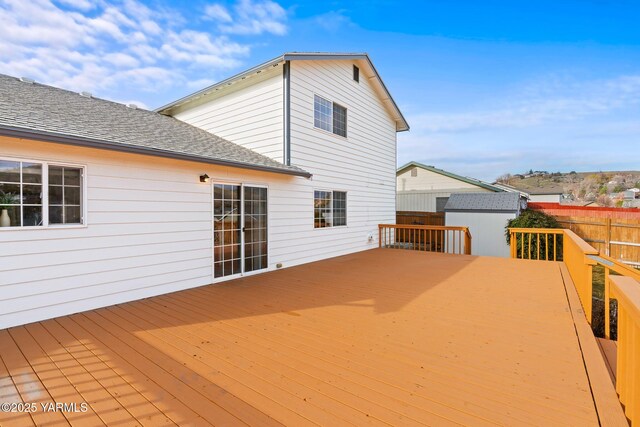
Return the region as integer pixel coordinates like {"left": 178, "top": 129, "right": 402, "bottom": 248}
{"left": 444, "top": 192, "right": 527, "bottom": 257}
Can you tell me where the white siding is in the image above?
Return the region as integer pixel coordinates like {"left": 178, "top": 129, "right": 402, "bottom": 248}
{"left": 397, "top": 168, "right": 487, "bottom": 191}
{"left": 445, "top": 211, "right": 515, "bottom": 258}
{"left": 529, "top": 194, "right": 562, "bottom": 203}
{"left": 285, "top": 59, "right": 397, "bottom": 264}
{"left": 397, "top": 188, "right": 492, "bottom": 212}
{"left": 0, "top": 59, "right": 401, "bottom": 328}
{"left": 172, "top": 66, "right": 284, "bottom": 161}
{"left": 0, "top": 137, "right": 309, "bottom": 329}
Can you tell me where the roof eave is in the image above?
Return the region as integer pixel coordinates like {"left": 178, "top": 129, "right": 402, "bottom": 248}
{"left": 0, "top": 125, "right": 312, "bottom": 178}
{"left": 156, "top": 52, "right": 410, "bottom": 132}
{"left": 397, "top": 161, "right": 502, "bottom": 192}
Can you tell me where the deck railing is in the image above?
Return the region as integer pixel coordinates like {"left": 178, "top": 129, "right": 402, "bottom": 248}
{"left": 509, "top": 227, "right": 640, "bottom": 424}
{"left": 508, "top": 227, "right": 564, "bottom": 261}
{"left": 378, "top": 224, "right": 471, "bottom": 255}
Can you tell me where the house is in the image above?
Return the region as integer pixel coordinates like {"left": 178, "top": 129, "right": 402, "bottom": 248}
{"left": 0, "top": 52, "right": 409, "bottom": 329}
{"left": 396, "top": 161, "right": 505, "bottom": 212}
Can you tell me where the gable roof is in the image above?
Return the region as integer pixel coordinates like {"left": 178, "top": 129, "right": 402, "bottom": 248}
{"left": 156, "top": 52, "right": 409, "bottom": 132}
{"left": 397, "top": 161, "right": 504, "bottom": 192}
{"left": 444, "top": 192, "right": 524, "bottom": 213}
{"left": 0, "top": 74, "right": 310, "bottom": 178}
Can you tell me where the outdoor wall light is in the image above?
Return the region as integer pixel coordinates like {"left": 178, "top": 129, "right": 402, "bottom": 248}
{"left": 200, "top": 174, "right": 210, "bottom": 183}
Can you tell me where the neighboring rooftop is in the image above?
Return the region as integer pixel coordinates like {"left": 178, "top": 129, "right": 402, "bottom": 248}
{"left": 397, "top": 161, "right": 505, "bottom": 192}
{"left": 444, "top": 192, "right": 525, "bottom": 212}
{"left": 156, "top": 52, "right": 410, "bottom": 132}
{"left": 0, "top": 74, "right": 310, "bottom": 177}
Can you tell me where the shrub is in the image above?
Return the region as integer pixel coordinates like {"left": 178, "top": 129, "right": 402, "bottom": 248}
{"left": 505, "top": 210, "right": 563, "bottom": 260}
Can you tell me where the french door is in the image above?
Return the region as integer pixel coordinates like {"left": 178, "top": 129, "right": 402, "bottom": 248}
{"left": 213, "top": 183, "right": 268, "bottom": 279}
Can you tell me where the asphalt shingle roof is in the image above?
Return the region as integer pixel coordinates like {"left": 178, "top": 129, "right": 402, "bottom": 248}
{"left": 444, "top": 192, "right": 524, "bottom": 213}
{"left": 0, "top": 74, "right": 310, "bottom": 177}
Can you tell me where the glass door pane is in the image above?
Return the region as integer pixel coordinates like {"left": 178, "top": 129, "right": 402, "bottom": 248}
{"left": 244, "top": 186, "right": 268, "bottom": 273}
{"left": 213, "top": 184, "right": 241, "bottom": 278}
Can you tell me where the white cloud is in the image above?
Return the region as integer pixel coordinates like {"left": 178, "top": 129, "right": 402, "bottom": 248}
{"left": 0, "top": 0, "right": 285, "bottom": 104}
{"left": 206, "top": 0, "right": 287, "bottom": 35}
{"left": 409, "top": 74, "right": 640, "bottom": 134}
{"left": 397, "top": 74, "right": 640, "bottom": 180}
{"left": 205, "top": 4, "right": 232, "bottom": 22}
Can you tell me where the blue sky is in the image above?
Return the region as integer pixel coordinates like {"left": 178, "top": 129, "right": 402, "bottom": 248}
{"left": 1, "top": 0, "right": 638, "bottom": 181}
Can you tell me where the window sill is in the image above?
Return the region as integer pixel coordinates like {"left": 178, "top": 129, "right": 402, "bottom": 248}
{"left": 312, "top": 126, "right": 348, "bottom": 141}
{"left": 0, "top": 224, "right": 88, "bottom": 231}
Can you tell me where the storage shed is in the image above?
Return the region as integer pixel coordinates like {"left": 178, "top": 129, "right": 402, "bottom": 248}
{"left": 444, "top": 192, "right": 527, "bottom": 257}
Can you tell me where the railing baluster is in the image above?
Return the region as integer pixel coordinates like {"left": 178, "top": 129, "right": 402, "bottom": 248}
{"left": 604, "top": 266, "right": 611, "bottom": 339}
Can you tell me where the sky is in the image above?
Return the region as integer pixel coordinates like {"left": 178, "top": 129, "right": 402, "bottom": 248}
{"left": 1, "top": 0, "right": 639, "bottom": 181}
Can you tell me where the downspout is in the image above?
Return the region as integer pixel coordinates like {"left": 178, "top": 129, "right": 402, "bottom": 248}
{"left": 283, "top": 60, "right": 291, "bottom": 166}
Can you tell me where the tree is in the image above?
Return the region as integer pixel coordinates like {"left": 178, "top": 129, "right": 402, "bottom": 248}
{"left": 495, "top": 173, "right": 512, "bottom": 184}
{"left": 505, "top": 210, "right": 563, "bottom": 260}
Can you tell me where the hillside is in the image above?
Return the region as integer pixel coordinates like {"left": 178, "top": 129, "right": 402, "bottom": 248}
{"left": 496, "top": 170, "right": 640, "bottom": 206}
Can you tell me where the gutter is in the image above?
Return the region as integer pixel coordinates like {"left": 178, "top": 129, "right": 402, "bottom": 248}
{"left": 283, "top": 60, "right": 291, "bottom": 165}
{"left": 0, "top": 125, "right": 312, "bottom": 178}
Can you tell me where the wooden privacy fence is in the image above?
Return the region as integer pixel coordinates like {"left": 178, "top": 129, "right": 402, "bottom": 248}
{"left": 552, "top": 217, "right": 640, "bottom": 267}
{"left": 508, "top": 227, "right": 640, "bottom": 424}
{"left": 396, "top": 211, "right": 445, "bottom": 226}
{"left": 379, "top": 224, "right": 471, "bottom": 255}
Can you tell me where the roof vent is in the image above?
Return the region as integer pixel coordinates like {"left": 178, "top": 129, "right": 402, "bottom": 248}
{"left": 19, "top": 77, "right": 35, "bottom": 84}
{"left": 79, "top": 91, "right": 92, "bottom": 98}
{"left": 127, "top": 103, "right": 138, "bottom": 109}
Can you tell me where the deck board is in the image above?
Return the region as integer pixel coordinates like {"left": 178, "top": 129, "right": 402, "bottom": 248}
{"left": 0, "top": 249, "right": 624, "bottom": 426}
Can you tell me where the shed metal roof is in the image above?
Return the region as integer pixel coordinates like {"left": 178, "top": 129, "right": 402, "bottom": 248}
{"left": 444, "top": 192, "right": 524, "bottom": 213}
{"left": 0, "top": 74, "right": 311, "bottom": 177}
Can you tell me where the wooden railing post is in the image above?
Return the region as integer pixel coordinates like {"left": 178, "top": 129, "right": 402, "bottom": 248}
{"left": 610, "top": 275, "right": 640, "bottom": 425}
{"left": 464, "top": 229, "right": 472, "bottom": 255}
{"left": 378, "top": 225, "right": 382, "bottom": 248}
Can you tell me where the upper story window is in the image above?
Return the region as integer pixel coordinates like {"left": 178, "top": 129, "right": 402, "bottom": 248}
{"left": 314, "top": 95, "right": 347, "bottom": 138}
{"left": 0, "top": 157, "right": 85, "bottom": 229}
{"left": 314, "top": 190, "right": 347, "bottom": 228}
{"left": 353, "top": 65, "right": 360, "bottom": 82}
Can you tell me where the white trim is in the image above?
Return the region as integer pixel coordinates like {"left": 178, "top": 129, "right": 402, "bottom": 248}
{"left": 313, "top": 188, "right": 348, "bottom": 229}
{"left": 0, "top": 155, "right": 87, "bottom": 231}
{"left": 312, "top": 93, "right": 349, "bottom": 139}
{"left": 210, "top": 180, "right": 270, "bottom": 282}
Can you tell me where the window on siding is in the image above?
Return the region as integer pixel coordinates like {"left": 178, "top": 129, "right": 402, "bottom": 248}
{"left": 49, "top": 166, "right": 83, "bottom": 224}
{"left": 313, "top": 95, "right": 348, "bottom": 137}
{"left": 0, "top": 157, "right": 84, "bottom": 229}
{"left": 314, "top": 190, "right": 347, "bottom": 228}
{"left": 353, "top": 65, "right": 360, "bottom": 82}
{"left": 0, "top": 160, "right": 43, "bottom": 227}
{"left": 436, "top": 197, "right": 449, "bottom": 213}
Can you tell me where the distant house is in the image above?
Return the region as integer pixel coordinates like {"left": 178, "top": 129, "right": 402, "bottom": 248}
{"left": 525, "top": 189, "right": 565, "bottom": 203}
{"left": 492, "top": 182, "right": 564, "bottom": 203}
{"left": 0, "top": 52, "right": 409, "bottom": 329}
{"left": 396, "top": 162, "right": 505, "bottom": 212}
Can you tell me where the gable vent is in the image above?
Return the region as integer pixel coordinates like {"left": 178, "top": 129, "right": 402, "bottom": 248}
{"left": 79, "top": 91, "right": 92, "bottom": 98}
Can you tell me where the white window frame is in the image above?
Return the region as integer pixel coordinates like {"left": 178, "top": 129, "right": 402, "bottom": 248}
{"left": 0, "top": 156, "right": 87, "bottom": 230}
{"left": 313, "top": 94, "right": 348, "bottom": 138}
{"left": 313, "top": 189, "right": 347, "bottom": 229}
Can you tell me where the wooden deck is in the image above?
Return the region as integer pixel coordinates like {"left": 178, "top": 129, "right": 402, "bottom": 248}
{"left": 0, "top": 249, "right": 623, "bottom": 426}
